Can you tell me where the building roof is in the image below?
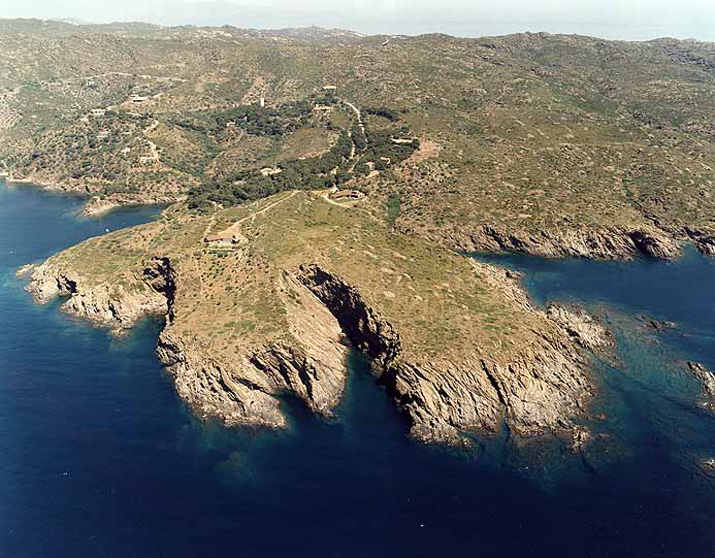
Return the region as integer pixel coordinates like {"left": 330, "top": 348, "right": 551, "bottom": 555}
{"left": 332, "top": 189, "right": 364, "bottom": 199}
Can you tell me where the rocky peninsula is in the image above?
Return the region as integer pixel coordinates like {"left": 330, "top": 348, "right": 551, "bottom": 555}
{"left": 26, "top": 192, "right": 611, "bottom": 444}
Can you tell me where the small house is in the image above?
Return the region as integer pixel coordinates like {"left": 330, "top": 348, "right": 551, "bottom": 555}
{"left": 260, "top": 167, "right": 282, "bottom": 177}
{"left": 391, "top": 137, "right": 417, "bottom": 145}
{"left": 205, "top": 234, "right": 234, "bottom": 247}
{"left": 90, "top": 108, "right": 106, "bottom": 117}
{"left": 330, "top": 189, "right": 365, "bottom": 201}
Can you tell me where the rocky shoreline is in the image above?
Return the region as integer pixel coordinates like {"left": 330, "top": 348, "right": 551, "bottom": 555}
{"left": 82, "top": 193, "right": 185, "bottom": 217}
{"left": 4, "top": 175, "right": 183, "bottom": 217}
{"left": 441, "top": 222, "right": 715, "bottom": 261}
{"left": 24, "top": 252, "right": 610, "bottom": 445}
{"left": 686, "top": 362, "right": 715, "bottom": 411}
{"left": 9, "top": 176, "right": 715, "bottom": 260}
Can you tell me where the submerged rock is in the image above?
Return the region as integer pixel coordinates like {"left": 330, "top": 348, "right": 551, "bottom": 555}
{"left": 639, "top": 314, "right": 677, "bottom": 332}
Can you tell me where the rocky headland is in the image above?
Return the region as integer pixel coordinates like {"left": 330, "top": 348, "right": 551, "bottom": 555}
{"left": 25, "top": 192, "right": 612, "bottom": 445}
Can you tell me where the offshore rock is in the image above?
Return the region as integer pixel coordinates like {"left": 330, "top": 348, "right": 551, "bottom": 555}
{"left": 686, "top": 361, "right": 715, "bottom": 409}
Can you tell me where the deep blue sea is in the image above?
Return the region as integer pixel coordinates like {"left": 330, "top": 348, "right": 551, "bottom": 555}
{"left": 1, "top": 179, "right": 713, "bottom": 558}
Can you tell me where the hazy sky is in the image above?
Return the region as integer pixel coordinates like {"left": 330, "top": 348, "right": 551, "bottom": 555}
{"left": 1, "top": 0, "right": 713, "bottom": 40}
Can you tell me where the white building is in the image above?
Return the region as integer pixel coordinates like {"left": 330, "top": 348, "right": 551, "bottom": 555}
{"left": 260, "top": 167, "right": 282, "bottom": 177}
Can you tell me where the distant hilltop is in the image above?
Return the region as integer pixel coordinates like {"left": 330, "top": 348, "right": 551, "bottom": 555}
{"left": 0, "top": 18, "right": 367, "bottom": 42}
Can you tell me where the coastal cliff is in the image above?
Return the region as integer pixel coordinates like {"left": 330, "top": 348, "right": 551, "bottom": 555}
{"left": 445, "top": 224, "right": 683, "bottom": 261}
{"left": 27, "top": 261, "right": 168, "bottom": 330}
{"left": 25, "top": 192, "right": 610, "bottom": 444}
{"left": 297, "top": 263, "right": 597, "bottom": 441}
{"left": 28, "top": 256, "right": 351, "bottom": 429}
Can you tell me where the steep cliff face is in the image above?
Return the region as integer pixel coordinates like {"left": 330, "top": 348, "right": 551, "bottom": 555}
{"left": 28, "top": 257, "right": 351, "bottom": 430}
{"left": 28, "top": 253, "right": 599, "bottom": 444}
{"left": 24, "top": 191, "right": 609, "bottom": 445}
{"left": 298, "top": 263, "right": 594, "bottom": 443}
{"left": 448, "top": 225, "right": 681, "bottom": 260}
{"left": 156, "top": 331, "right": 290, "bottom": 428}
{"left": 155, "top": 270, "right": 350, "bottom": 428}
{"left": 27, "top": 261, "right": 167, "bottom": 330}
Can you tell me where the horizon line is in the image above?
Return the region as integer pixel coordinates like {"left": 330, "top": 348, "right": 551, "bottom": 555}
{"left": 1, "top": 17, "right": 714, "bottom": 44}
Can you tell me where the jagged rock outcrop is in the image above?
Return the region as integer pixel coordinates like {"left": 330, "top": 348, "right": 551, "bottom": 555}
{"left": 27, "top": 261, "right": 167, "bottom": 330}
{"left": 686, "top": 362, "right": 715, "bottom": 409}
{"left": 298, "top": 263, "right": 594, "bottom": 443}
{"left": 156, "top": 331, "right": 289, "bottom": 428}
{"left": 450, "top": 225, "right": 681, "bottom": 260}
{"left": 684, "top": 227, "right": 715, "bottom": 256}
{"left": 28, "top": 257, "right": 351, "bottom": 429}
{"left": 155, "top": 271, "right": 350, "bottom": 428}
{"left": 25, "top": 229, "right": 601, "bottom": 445}
{"left": 547, "top": 303, "right": 613, "bottom": 352}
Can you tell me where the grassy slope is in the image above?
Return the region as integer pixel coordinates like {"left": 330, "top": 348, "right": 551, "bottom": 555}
{"left": 46, "top": 191, "right": 561, "bottom": 367}
{"left": 1, "top": 23, "right": 713, "bottom": 243}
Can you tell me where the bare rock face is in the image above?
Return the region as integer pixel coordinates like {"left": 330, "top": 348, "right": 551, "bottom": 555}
{"left": 684, "top": 227, "right": 715, "bottom": 256}
{"left": 546, "top": 303, "right": 613, "bottom": 352}
{"left": 627, "top": 230, "right": 681, "bottom": 259}
{"left": 686, "top": 362, "right": 715, "bottom": 409}
{"left": 298, "top": 263, "right": 593, "bottom": 443}
{"left": 156, "top": 331, "right": 289, "bottom": 428}
{"left": 29, "top": 257, "right": 351, "bottom": 429}
{"left": 156, "top": 266, "right": 350, "bottom": 429}
{"left": 27, "top": 261, "right": 167, "bottom": 330}
{"left": 26, "top": 254, "right": 597, "bottom": 445}
{"left": 455, "top": 225, "right": 681, "bottom": 260}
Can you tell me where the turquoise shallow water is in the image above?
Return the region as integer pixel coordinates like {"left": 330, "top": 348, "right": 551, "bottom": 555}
{"left": 1, "top": 179, "right": 714, "bottom": 557}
